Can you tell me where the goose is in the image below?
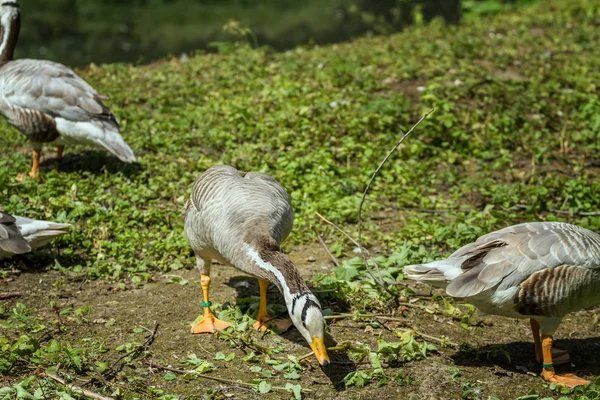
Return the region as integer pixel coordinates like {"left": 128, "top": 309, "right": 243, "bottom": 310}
{"left": 404, "top": 221, "right": 600, "bottom": 388}
{"left": 0, "top": 0, "right": 136, "bottom": 179}
{"left": 0, "top": 211, "right": 71, "bottom": 259}
{"left": 184, "top": 165, "right": 330, "bottom": 366}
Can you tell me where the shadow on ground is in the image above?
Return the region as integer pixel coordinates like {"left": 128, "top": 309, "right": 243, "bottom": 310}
{"left": 452, "top": 337, "right": 600, "bottom": 380}
{"left": 40, "top": 150, "right": 143, "bottom": 178}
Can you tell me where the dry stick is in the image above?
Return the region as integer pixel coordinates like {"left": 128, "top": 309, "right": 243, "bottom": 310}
{"left": 89, "top": 361, "right": 111, "bottom": 389}
{"left": 44, "top": 373, "right": 114, "bottom": 400}
{"left": 314, "top": 211, "right": 388, "bottom": 288}
{"left": 310, "top": 224, "right": 340, "bottom": 267}
{"left": 356, "top": 109, "right": 434, "bottom": 296}
{"left": 0, "top": 291, "right": 21, "bottom": 300}
{"left": 515, "top": 204, "right": 600, "bottom": 216}
{"left": 145, "top": 361, "right": 312, "bottom": 393}
{"left": 314, "top": 212, "right": 384, "bottom": 269}
{"left": 108, "top": 320, "right": 158, "bottom": 372}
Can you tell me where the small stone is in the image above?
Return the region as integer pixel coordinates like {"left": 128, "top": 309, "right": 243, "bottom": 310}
{"left": 306, "top": 256, "right": 316, "bottom": 262}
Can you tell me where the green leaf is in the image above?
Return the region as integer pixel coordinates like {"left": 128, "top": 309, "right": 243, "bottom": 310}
{"left": 261, "top": 370, "right": 273, "bottom": 378}
{"left": 250, "top": 366, "right": 262, "bottom": 373}
{"left": 163, "top": 373, "right": 177, "bottom": 381}
{"left": 334, "top": 264, "right": 359, "bottom": 282}
{"left": 95, "top": 361, "right": 108, "bottom": 373}
{"left": 285, "top": 383, "right": 303, "bottom": 400}
{"left": 0, "top": 387, "right": 15, "bottom": 400}
{"left": 194, "top": 360, "right": 214, "bottom": 373}
{"left": 284, "top": 371, "right": 301, "bottom": 380}
{"left": 224, "top": 352, "right": 235, "bottom": 361}
{"left": 214, "top": 352, "right": 226, "bottom": 360}
{"left": 258, "top": 381, "right": 272, "bottom": 394}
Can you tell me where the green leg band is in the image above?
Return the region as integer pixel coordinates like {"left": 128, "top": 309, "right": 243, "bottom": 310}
{"left": 542, "top": 362, "right": 553, "bottom": 369}
{"left": 202, "top": 301, "right": 212, "bottom": 307}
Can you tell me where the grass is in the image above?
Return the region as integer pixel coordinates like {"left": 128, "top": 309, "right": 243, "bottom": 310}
{"left": 2, "top": 0, "right": 600, "bottom": 398}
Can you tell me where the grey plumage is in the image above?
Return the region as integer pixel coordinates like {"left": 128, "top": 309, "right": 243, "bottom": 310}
{"left": 184, "top": 164, "right": 298, "bottom": 290}
{"left": 0, "top": 0, "right": 135, "bottom": 163}
{"left": 0, "top": 211, "right": 71, "bottom": 260}
{"left": 184, "top": 164, "right": 327, "bottom": 354}
{"left": 404, "top": 222, "right": 600, "bottom": 334}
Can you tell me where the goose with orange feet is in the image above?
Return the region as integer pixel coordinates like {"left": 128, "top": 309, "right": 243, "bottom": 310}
{"left": 404, "top": 222, "right": 600, "bottom": 388}
{"left": 0, "top": 0, "right": 136, "bottom": 180}
{"left": 184, "top": 164, "right": 330, "bottom": 366}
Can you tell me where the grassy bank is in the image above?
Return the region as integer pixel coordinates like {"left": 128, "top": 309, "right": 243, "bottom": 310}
{"left": 2, "top": 0, "right": 600, "bottom": 398}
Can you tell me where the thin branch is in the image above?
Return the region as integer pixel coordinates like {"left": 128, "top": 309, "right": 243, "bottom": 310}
{"left": 314, "top": 211, "right": 362, "bottom": 249}
{"left": 44, "top": 373, "right": 114, "bottom": 400}
{"left": 378, "top": 204, "right": 472, "bottom": 214}
{"left": 108, "top": 320, "right": 158, "bottom": 372}
{"left": 515, "top": 204, "right": 600, "bottom": 216}
{"left": 310, "top": 224, "right": 340, "bottom": 267}
{"left": 145, "top": 361, "right": 312, "bottom": 393}
{"left": 314, "top": 211, "right": 387, "bottom": 285}
{"left": 0, "top": 291, "right": 21, "bottom": 300}
{"left": 357, "top": 110, "right": 434, "bottom": 294}
{"left": 89, "top": 361, "right": 111, "bottom": 390}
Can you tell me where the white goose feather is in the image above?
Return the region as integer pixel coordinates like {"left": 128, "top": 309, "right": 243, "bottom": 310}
{"left": 0, "top": 210, "right": 71, "bottom": 260}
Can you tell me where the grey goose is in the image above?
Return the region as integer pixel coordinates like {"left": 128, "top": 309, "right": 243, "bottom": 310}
{"left": 0, "top": 0, "right": 135, "bottom": 179}
{"left": 405, "top": 222, "right": 600, "bottom": 387}
{"left": 184, "top": 165, "right": 330, "bottom": 366}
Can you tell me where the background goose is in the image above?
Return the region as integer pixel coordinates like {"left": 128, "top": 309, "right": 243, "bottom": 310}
{"left": 404, "top": 222, "right": 600, "bottom": 387}
{"left": 0, "top": 0, "right": 136, "bottom": 179}
{"left": 0, "top": 211, "right": 71, "bottom": 260}
{"left": 184, "top": 164, "right": 330, "bottom": 366}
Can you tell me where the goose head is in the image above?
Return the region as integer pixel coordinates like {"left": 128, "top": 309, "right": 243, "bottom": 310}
{"left": 289, "top": 292, "right": 330, "bottom": 366}
{"left": 0, "top": 0, "right": 20, "bottom": 63}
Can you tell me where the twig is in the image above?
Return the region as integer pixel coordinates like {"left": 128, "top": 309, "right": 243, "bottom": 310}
{"left": 89, "top": 361, "right": 111, "bottom": 389}
{"left": 108, "top": 320, "right": 158, "bottom": 372}
{"left": 515, "top": 204, "right": 600, "bottom": 216}
{"left": 397, "top": 328, "right": 459, "bottom": 349}
{"left": 310, "top": 224, "right": 340, "bottom": 267}
{"left": 315, "top": 211, "right": 362, "bottom": 249}
{"left": 376, "top": 203, "right": 472, "bottom": 214}
{"left": 0, "top": 291, "right": 21, "bottom": 300}
{"left": 145, "top": 361, "right": 312, "bottom": 393}
{"left": 44, "top": 373, "right": 114, "bottom": 400}
{"left": 357, "top": 110, "right": 434, "bottom": 296}
{"left": 314, "top": 212, "right": 385, "bottom": 275}
{"left": 324, "top": 313, "right": 408, "bottom": 322}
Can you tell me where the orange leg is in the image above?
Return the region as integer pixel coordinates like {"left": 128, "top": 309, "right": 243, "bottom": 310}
{"left": 531, "top": 320, "right": 569, "bottom": 364}
{"left": 29, "top": 148, "right": 41, "bottom": 178}
{"left": 56, "top": 145, "right": 64, "bottom": 171}
{"left": 540, "top": 334, "right": 589, "bottom": 388}
{"left": 253, "top": 279, "right": 292, "bottom": 332}
{"left": 190, "top": 274, "right": 231, "bottom": 334}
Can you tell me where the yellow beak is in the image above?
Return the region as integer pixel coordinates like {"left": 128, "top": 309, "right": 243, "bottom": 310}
{"left": 310, "top": 336, "right": 330, "bottom": 366}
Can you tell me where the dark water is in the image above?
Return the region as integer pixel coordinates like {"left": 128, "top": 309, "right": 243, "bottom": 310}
{"left": 13, "top": 0, "right": 489, "bottom": 66}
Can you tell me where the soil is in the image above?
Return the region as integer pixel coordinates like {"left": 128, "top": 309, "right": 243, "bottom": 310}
{"left": 1, "top": 243, "right": 599, "bottom": 399}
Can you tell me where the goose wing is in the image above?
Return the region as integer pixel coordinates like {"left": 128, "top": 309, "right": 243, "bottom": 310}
{"left": 13, "top": 215, "right": 71, "bottom": 250}
{"left": 0, "top": 212, "right": 31, "bottom": 258}
{"left": 446, "top": 222, "right": 600, "bottom": 298}
{"left": 0, "top": 59, "right": 118, "bottom": 126}
{"left": 189, "top": 165, "right": 293, "bottom": 244}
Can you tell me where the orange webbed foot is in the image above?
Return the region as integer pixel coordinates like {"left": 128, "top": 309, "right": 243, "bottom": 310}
{"left": 542, "top": 370, "right": 590, "bottom": 388}
{"left": 253, "top": 317, "right": 293, "bottom": 333}
{"left": 191, "top": 316, "right": 231, "bottom": 334}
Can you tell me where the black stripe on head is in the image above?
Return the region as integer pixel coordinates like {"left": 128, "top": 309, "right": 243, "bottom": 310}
{"left": 1, "top": 2, "right": 19, "bottom": 8}
{"left": 301, "top": 298, "right": 321, "bottom": 321}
